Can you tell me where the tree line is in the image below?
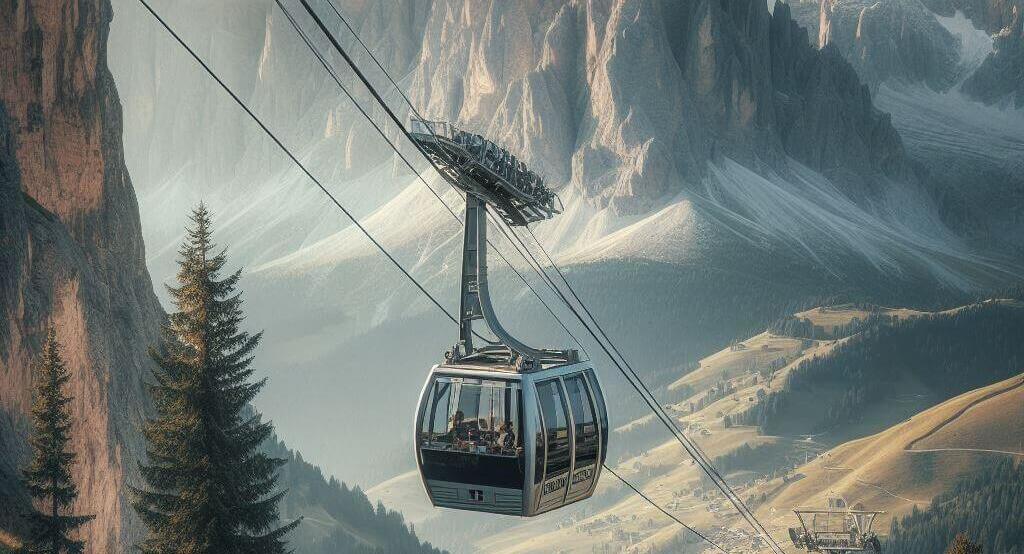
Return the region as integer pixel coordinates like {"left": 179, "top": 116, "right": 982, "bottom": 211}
{"left": 887, "top": 458, "right": 1023, "bottom": 554}
{"left": 768, "top": 308, "right": 888, "bottom": 340}
{"left": 15, "top": 206, "right": 440, "bottom": 553}
{"left": 736, "top": 301, "right": 1024, "bottom": 434}
{"left": 264, "top": 438, "right": 442, "bottom": 554}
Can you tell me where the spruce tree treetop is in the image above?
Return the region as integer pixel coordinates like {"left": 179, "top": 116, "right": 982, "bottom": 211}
{"left": 132, "top": 204, "right": 299, "bottom": 554}
{"left": 946, "top": 533, "right": 984, "bottom": 554}
{"left": 21, "top": 327, "right": 94, "bottom": 554}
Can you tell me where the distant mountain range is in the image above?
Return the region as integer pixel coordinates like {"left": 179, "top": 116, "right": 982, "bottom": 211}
{"left": 115, "top": 0, "right": 997, "bottom": 276}
{"left": 102, "top": 0, "right": 1024, "bottom": 492}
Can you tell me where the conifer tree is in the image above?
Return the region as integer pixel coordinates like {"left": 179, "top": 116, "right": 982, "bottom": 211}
{"left": 946, "top": 533, "right": 983, "bottom": 554}
{"left": 132, "top": 204, "right": 299, "bottom": 553}
{"left": 21, "top": 328, "right": 94, "bottom": 553}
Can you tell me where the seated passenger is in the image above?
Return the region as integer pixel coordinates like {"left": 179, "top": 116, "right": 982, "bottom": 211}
{"left": 473, "top": 419, "right": 491, "bottom": 446}
{"left": 447, "top": 410, "right": 471, "bottom": 447}
{"left": 498, "top": 421, "right": 516, "bottom": 453}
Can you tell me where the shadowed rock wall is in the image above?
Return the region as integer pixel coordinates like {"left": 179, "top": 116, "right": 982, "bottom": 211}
{"left": 0, "top": 1, "right": 164, "bottom": 550}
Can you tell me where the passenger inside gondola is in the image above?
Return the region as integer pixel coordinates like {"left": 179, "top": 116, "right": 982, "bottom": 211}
{"left": 420, "top": 378, "right": 523, "bottom": 457}
{"left": 498, "top": 420, "right": 516, "bottom": 452}
{"left": 447, "top": 410, "right": 468, "bottom": 443}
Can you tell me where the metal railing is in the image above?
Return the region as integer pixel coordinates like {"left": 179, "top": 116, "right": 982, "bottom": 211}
{"left": 409, "top": 118, "right": 560, "bottom": 224}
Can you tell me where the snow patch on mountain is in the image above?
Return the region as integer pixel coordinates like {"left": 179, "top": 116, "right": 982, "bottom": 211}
{"left": 543, "top": 188, "right": 700, "bottom": 265}
{"left": 935, "top": 10, "right": 996, "bottom": 78}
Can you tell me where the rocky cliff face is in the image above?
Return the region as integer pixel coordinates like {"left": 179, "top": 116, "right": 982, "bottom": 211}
{"left": 0, "top": 0, "right": 164, "bottom": 550}
{"left": 114, "top": 0, "right": 912, "bottom": 220}
{"left": 923, "top": 0, "right": 1022, "bottom": 31}
{"left": 786, "top": 0, "right": 1023, "bottom": 105}
{"left": 962, "top": 5, "right": 1024, "bottom": 106}
{"left": 787, "top": 0, "right": 967, "bottom": 90}
{"left": 768, "top": 1, "right": 914, "bottom": 186}
{"left": 399, "top": 0, "right": 911, "bottom": 212}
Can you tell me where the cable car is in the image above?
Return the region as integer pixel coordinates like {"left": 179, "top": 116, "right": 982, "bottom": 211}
{"left": 789, "top": 495, "right": 884, "bottom": 552}
{"left": 411, "top": 119, "right": 609, "bottom": 516}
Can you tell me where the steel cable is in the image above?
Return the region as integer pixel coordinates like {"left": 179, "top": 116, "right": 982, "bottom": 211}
{"left": 137, "top": 1, "right": 762, "bottom": 551}
{"left": 298, "top": 2, "right": 785, "bottom": 551}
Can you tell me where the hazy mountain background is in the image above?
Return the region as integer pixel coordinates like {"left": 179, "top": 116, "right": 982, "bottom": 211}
{"left": 101, "top": 0, "right": 1023, "bottom": 551}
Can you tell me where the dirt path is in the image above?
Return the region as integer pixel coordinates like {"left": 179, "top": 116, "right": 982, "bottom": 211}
{"left": 906, "top": 447, "right": 1024, "bottom": 456}
{"left": 904, "top": 375, "right": 1024, "bottom": 453}
{"left": 853, "top": 478, "right": 929, "bottom": 504}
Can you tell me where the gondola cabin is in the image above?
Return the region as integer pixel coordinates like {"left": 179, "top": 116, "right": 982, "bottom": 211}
{"left": 408, "top": 117, "right": 608, "bottom": 516}
{"left": 415, "top": 360, "right": 608, "bottom": 516}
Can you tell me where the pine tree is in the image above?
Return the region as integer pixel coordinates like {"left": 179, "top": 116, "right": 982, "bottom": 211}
{"left": 132, "top": 204, "right": 299, "bottom": 553}
{"left": 946, "top": 533, "right": 983, "bottom": 554}
{"left": 21, "top": 328, "right": 94, "bottom": 553}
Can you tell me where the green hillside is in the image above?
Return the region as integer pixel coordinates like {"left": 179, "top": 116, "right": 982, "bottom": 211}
{"left": 886, "top": 458, "right": 1024, "bottom": 554}
{"left": 265, "top": 438, "right": 444, "bottom": 554}
{"left": 738, "top": 300, "right": 1024, "bottom": 438}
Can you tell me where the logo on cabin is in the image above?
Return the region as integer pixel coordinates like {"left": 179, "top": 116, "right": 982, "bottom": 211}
{"left": 542, "top": 475, "right": 568, "bottom": 495}
{"left": 571, "top": 467, "right": 594, "bottom": 485}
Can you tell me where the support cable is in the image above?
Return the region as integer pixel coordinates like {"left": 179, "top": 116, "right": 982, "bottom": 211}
{"left": 300, "top": 1, "right": 784, "bottom": 550}
{"left": 272, "top": 0, "right": 586, "bottom": 355}
{"left": 602, "top": 464, "right": 730, "bottom": 554}
{"left": 136, "top": 1, "right": 754, "bottom": 550}
{"left": 135, "top": 0, "right": 476, "bottom": 341}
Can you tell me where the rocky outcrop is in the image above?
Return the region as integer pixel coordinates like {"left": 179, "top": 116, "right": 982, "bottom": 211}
{"left": 789, "top": 0, "right": 961, "bottom": 90}
{"left": 923, "top": 0, "right": 1023, "bottom": 32}
{"left": 0, "top": 0, "right": 164, "bottom": 550}
{"left": 798, "top": 0, "right": 1023, "bottom": 108}
{"left": 770, "top": 1, "right": 915, "bottom": 186}
{"left": 403, "top": 0, "right": 912, "bottom": 212}
{"left": 962, "top": 6, "right": 1024, "bottom": 106}
{"left": 113, "top": 0, "right": 912, "bottom": 221}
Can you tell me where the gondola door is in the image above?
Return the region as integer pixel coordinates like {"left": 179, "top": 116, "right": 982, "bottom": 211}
{"left": 564, "top": 373, "right": 600, "bottom": 501}
{"left": 534, "top": 378, "right": 574, "bottom": 512}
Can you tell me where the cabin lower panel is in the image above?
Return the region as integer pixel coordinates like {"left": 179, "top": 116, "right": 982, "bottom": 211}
{"left": 426, "top": 480, "right": 524, "bottom": 515}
